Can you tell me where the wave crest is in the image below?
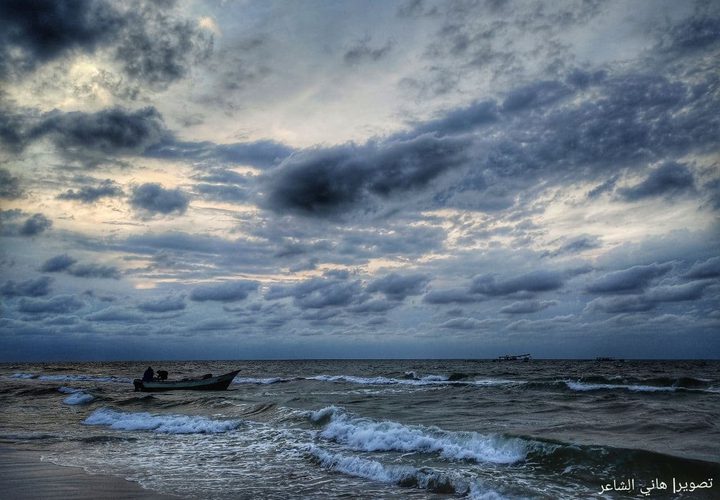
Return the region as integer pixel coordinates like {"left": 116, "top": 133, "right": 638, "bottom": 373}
{"left": 83, "top": 408, "right": 241, "bottom": 434}
{"left": 313, "top": 407, "right": 526, "bottom": 464}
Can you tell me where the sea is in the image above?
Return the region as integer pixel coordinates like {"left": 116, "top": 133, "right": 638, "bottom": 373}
{"left": 1, "top": 360, "right": 718, "bottom": 499}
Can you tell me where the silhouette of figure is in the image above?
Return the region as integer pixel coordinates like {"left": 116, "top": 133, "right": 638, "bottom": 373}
{"left": 142, "top": 366, "right": 154, "bottom": 382}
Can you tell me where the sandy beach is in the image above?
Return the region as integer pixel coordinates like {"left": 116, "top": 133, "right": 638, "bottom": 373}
{"left": 0, "top": 447, "right": 179, "bottom": 499}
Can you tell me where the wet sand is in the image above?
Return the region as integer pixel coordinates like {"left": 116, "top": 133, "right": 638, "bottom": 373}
{"left": 0, "top": 447, "right": 179, "bottom": 499}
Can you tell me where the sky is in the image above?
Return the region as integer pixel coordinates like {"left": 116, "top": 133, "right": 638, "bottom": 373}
{"left": 0, "top": 0, "right": 719, "bottom": 361}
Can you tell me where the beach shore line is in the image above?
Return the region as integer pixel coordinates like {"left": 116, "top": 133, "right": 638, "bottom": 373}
{"left": 0, "top": 446, "right": 180, "bottom": 499}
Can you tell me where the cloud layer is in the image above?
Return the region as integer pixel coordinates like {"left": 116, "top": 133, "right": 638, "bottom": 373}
{"left": 1, "top": 0, "right": 718, "bottom": 360}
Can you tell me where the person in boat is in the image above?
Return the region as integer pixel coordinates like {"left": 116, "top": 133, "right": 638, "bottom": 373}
{"left": 142, "top": 366, "right": 154, "bottom": 382}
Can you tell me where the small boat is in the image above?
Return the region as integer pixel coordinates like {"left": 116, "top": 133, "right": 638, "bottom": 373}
{"left": 133, "top": 370, "right": 240, "bottom": 392}
{"left": 495, "top": 354, "right": 532, "bottom": 362}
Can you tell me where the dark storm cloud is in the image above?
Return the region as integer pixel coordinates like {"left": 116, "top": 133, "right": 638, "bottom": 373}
{"left": 145, "top": 139, "right": 294, "bottom": 169}
{"left": 40, "top": 254, "right": 119, "bottom": 279}
{"left": 501, "top": 80, "right": 572, "bottom": 112}
{"left": 336, "top": 223, "right": 447, "bottom": 259}
{"left": 684, "top": 256, "right": 720, "bottom": 280}
{"left": 366, "top": 273, "right": 430, "bottom": 300}
{"left": 129, "top": 183, "right": 189, "bottom": 215}
{"left": 1, "top": 103, "right": 292, "bottom": 170}
{"left": 0, "top": 0, "right": 211, "bottom": 86}
{"left": 40, "top": 255, "right": 77, "bottom": 273}
{"left": 470, "top": 270, "right": 564, "bottom": 296}
{"left": 18, "top": 295, "right": 83, "bottom": 314}
{"left": 265, "top": 277, "right": 365, "bottom": 310}
{"left": 263, "top": 134, "right": 469, "bottom": 216}
{"left": 500, "top": 299, "right": 556, "bottom": 314}
{"left": 33, "top": 107, "right": 168, "bottom": 156}
{"left": 586, "top": 280, "right": 710, "bottom": 314}
{"left": 0, "top": 104, "right": 169, "bottom": 161}
{"left": 469, "top": 73, "right": 716, "bottom": 181}
{"left": 190, "top": 281, "right": 259, "bottom": 302}
{"left": 86, "top": 307, "right": 145, "bottom": 323}
{"left": 0, "top": 0, "right": 124, "bottom": 79}
{"left": 0, "top": 168, "right": 23, "bottom": 199}
{"left": 585, "top": 263, "right": 673, "bottom": 294}
{"left": 19, "top": 213, "right": 52, "bottom": 236}
{"left": 57, "top": 179, "right": 123, "bottom": 203}
{"left": 586, "top": 295, "right": 656, "bottom": 313}
{"left": 645, "top": 282, "right": 710, "bottom": 303}
{"left": 1, "top": 276, "right": 52, "bottom": 297}
{"left": 264, "top": 57, "right": 719, "bottom": 218}
{"left": 68, "top": 263, "right": 121, "bottom": 279}
{"left": 617, "top": 162, "right": 695, "bottom": 201}
{"left": 407, "top": 100, "right": 498, "bottom": 137}
{"left": 423, "top": 288, "right": 479, "bottom": 304}
{"left": 137, "top": 296, "right": 186, "bottom": 313}
{"left": 661, "top": 16, "right": 720, "bottom": 55}
{"left": 704, "top": 178, "right": 720, "bottom": 211}
{"left": 113, "top": 2, "right": 212, "bottom": 88}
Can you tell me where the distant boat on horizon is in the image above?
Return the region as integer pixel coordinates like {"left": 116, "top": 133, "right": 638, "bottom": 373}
{"left": 495, "top": 354, "right": 532, "bottom": 362}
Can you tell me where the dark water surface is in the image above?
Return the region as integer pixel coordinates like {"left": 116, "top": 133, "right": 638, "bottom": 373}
{"left": 1, "top": 360, "right": 718, "bottom": 499}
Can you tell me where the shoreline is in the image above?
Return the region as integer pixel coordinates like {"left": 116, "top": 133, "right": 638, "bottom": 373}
{"left": 0, "top": 446, "right": 180, "bottom": 499}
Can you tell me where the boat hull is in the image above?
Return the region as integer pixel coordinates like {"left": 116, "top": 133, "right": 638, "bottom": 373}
{"left": 133, "top": 370, "right": 240, "bottom": 392}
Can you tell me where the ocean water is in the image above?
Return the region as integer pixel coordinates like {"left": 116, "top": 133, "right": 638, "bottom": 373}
{"left": 1, "top": 360, "right": 718, "bottom": 499}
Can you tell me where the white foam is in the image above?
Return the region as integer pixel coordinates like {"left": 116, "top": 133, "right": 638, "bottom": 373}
{"left": 307, "top": 374, "right": 469, "bottom": 386}
{"left": 11, "top": 373, "right": 37, "bottom": 379}
{"left": 309, "top": 405, "right": 343, "bottom": 423}
{"left": 307, "top": 444, "right": 415, "bottom": 483}
{"left": 468, "top": 483, "right": 508, "bottom": 500}
{"left": 63, "top": 392, "right": 95, "bottom": 405}
{"left": 307, "top": 373, "right": 520, "bottom": 388}
{"left": 471, "top": 378, "right": 522, "bottom": 387}
{"left": 233, "top": 377, "right": 289, "bottom": 385}
{"left": 565, "top": 381, "right": 676, "bottom": 392}
{"left": 307, "top": 445, "right": 489, "bottom": 495}
{"left": 84, "top": 408, "right": 241, "bottom": 434}
{"left": 318, "top": 410, "right": 526, "bottom": 464}
{"left": 308, "top": 375, "right": 404, "bottom": 385}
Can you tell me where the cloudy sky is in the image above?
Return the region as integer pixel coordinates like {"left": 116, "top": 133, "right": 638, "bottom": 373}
{"left": 1, "top": 0, "right": 719, "bottom": 361}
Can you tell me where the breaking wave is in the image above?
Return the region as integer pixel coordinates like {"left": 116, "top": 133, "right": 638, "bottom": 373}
{"left": 233, "top": 377, "right": 294, "bottom": 385}
{"left": 306, "top": 374, "right": 519, "bottom": 387}
{"left": 83, "top": 408, "right": 242, "bottom": 434}
{"left": 305, "top": 445, "right": 505, "bottom": 497}
{"left": 561, "top": 376, "right": 718, "bottom": 394}
{"left": 61, "top": 388, "right": 95, "bottom": 405}
{"left": 310, "top": 406, "right": 526, "bottom": 464}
